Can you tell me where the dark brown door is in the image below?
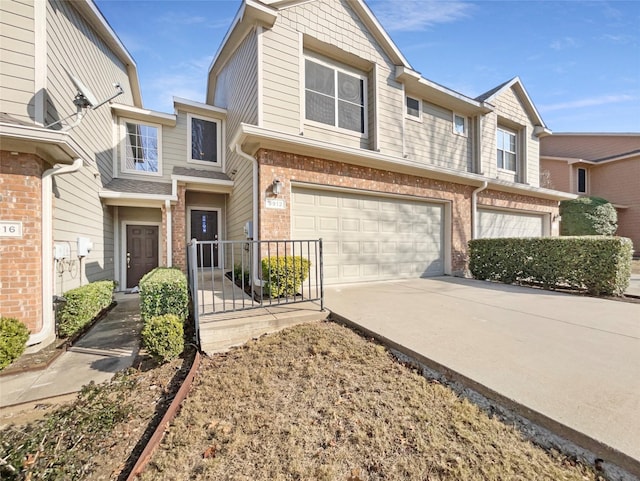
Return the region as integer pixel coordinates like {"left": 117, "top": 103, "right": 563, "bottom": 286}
{"left": 190, "top": 210, "right": 218, "bottom": 267}
{"left": 126, "top": 225, "right": 159, "bottom": 288}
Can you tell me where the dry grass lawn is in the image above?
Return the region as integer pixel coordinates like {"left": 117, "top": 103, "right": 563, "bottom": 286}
{"left": 142, "top": 322, "right": 601, "bottom": 481}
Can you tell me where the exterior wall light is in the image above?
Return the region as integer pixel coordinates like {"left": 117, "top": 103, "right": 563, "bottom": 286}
{"left": 272, "top": 179, "right": 283, "bottom": 195}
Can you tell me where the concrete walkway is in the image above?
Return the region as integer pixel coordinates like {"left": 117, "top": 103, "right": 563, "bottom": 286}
{"left": 325, "top": 277, "right": 640, "bottom": 471}
{"left": 0, "top": 293, "right": 142, "bottom": 409}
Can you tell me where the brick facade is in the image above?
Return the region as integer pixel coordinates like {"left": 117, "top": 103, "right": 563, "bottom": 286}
{"left": 171, "top": 184, "right": 187, "bottom": 272}
{"left": 256, "top": 149, "right": 558, "bottom": 273}
{"left": 0, "top": 151, "right": 45, "bottom": 333}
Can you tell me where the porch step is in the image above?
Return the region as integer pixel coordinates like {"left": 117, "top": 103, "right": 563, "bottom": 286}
{"left": 199, "top": 301, "right": 328, "bottom": 354}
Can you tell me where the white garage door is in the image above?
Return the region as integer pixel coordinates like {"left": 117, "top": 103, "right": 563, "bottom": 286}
{"left": 292, "top": 187, "right": 444, "bottom": 285}
{"left": 478, "top": 209, "right": 544, "bottom": 238}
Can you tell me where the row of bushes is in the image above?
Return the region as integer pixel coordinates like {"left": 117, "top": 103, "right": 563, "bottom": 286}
{"left": 468, "top": 236, "right": 632, "bottom": 296}
{"left": 139, "top": 268, "right": 189, "bottom": 364}
{"left": 57, "top": 280, "right": 115, "bottom": 337}
{"left": 0, "top": 317, "right": 29, "bottom": 370}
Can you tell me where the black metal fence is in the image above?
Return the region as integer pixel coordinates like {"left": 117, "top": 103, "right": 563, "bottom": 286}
{"left": 187, "top": 239, "right": 324, "bottom": 338}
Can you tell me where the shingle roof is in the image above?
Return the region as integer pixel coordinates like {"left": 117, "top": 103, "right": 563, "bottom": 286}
{"left": 592, "top": 149, "right": 640, "bottom": 163}
{"left": 173, "top": 166, "right": 231, "bottom": 181}
{"left": 102, "top": 178, "right": 172, "bottom": 195}
{"left": 475, "top": 78, "right": 514, "bottom": 102}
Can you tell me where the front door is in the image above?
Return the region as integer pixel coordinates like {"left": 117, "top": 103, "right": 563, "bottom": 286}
{"left": 126, "top": 225, "right": 159, "bottom": 288}
{"left": 190, "top": 210, "right": 218, "bottom": 267}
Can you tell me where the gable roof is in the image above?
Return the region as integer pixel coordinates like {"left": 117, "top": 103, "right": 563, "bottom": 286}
{"left": 476, "top": 77, "right": 549, "bottom": 133}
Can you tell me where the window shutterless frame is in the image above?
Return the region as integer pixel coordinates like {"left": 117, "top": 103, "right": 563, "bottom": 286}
{"left": 496, "top": 127, "right": 517, "bottom": 172}
{"left": 303, "top": 54, "right": 368, "bottom": 137}
{"left": 405, "top": 96, "right": 422, "bottom": 121}
{"left": 120, "top": 119, "right": 162, "bottom": 176}
{"left": 187, "top": 113, "right": 222, "bottom": 167}
{"left": 453, "top": 113, "right": 467, "bottom": 136}
{"left": 577, "top": 167, "right": 587, "bottom": 194}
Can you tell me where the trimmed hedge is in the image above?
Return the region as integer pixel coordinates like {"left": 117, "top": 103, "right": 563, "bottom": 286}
{"left": 0, "top": 317, "right": 29, "bottom": 370}
{"left": 139, "top": 268, "right": 188, "bottom": 322}
{"left": 261, "top": 256, "right": 311, "bottom": 297}
{"left": 57, "top": 281, "right": 115, "bottom": 338}
{"left": 468, "top": 236, "right": 632, "bottom": 296}
{"left": 560, "top": 196, "right": 617, "bottom": 236}
{"left": 141, "top": 314, "right": 184, "bottom": 363}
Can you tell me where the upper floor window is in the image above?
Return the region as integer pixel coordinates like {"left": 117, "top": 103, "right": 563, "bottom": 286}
{"left": 497, "top": 127, "right": 517, "bottom": 172}
{"left": 406, "top": 96, "right": 421, "bottom": 120}
{"left": 453, "top": 114, "right": 467, "bottom": 136}
{"left": 577, "top": 167, "right": 587, "bottom": 194}
{"left": 189, "top": 114, "right": 221, "bottom": 165}
{"left": 122, "top": 121, "right": 161, "bottom": 175}
{"left": 304, "top": 57, "right": 367, "bottom": 135}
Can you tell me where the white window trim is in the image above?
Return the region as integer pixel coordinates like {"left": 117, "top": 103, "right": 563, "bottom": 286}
{"left": 405, "top": 95, "right": 422, "bottom": 122}
{"left": 302, "top": 53, "right": 369, "bottom": 138}
{"left": 120, "top": 118, "right": 162, "bottom": 177}
{"left": 453, "top": 113, "right": 467, "bottom": 136}
{"left": 577, "top": 167, "right": 588, "bottom": 194}
{"left": 497, "top": 126, "right": 518, "bottom": 173}
{"left": 187, "top": 113, "right": 223, "bottom": 167}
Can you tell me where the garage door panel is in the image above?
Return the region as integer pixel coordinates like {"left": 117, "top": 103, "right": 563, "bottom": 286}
{"left": 292, "top": 187, "right": 444, "bottom": 284}
{"left": 478, "top": 209, "right": 544, "bottom": 239}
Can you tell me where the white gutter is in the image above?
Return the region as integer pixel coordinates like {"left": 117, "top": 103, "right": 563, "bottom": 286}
{"left": 471, "top": 181, "right": 488, "bottom": 240}
{"left": 165, "top": 199, "right": 172, "bottom": 268}
{"left": 233, "top": 144, "right": 263, "bottom": 287}
{"left": 29, "top": 158, "right": 83, "bottom": 347}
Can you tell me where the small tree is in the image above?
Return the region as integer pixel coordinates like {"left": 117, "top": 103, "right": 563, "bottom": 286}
{"left": 559, "top": 196, "right": 617, "bottom": 236}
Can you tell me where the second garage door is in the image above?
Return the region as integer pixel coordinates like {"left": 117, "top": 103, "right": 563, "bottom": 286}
{"left": 478, "top": 208, "right": 545, "bottom": 238}
{"left": 292, "top": 187, "right": 444, "bottom": 285}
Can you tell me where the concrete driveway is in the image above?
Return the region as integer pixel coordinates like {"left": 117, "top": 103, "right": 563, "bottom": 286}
{"left": 325, "top": 277, "right": 640, "bottom": 472}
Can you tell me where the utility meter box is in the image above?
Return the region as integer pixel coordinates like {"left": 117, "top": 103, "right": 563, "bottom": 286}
{"left": 243, "top": 221, "right": 253, "bottom": 240}
{"left": 77, "top": 237, "right": 93, "bottom": 257}
{"left": 53, "top": 243, "right": 70, "bottom": 260}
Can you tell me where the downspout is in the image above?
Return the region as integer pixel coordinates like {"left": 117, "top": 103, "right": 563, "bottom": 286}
{"left": 29, "top": 158, "right": 83, "bottom": 347}
{"left": 165, "top": 199, "right": 172, "bottom": 267}
{"left": 234, "top": 143, "right": 263, "bottom": 287}
{"left": 471, "top": 181, "right": 488, "bottom": 240}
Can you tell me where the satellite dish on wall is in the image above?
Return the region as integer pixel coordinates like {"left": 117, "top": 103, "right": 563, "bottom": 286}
{"left": 45, "top": 70, "right": 125, "bottom": 130}
{"left": 69, "top": 73, "right": 99, "bottom": 109}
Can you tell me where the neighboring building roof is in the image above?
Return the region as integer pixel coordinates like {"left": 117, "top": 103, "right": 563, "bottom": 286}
{"left": 172, "top": 167, "right": 232, "bottom": 181}
{"left": 541, "top": 132, "right": 640, "bottom": 160}
{"left": 592, "top": 149, "right": 640, "bottom": 163}
{"left": 102, "top": 178, "right": 172, "bottom": 196}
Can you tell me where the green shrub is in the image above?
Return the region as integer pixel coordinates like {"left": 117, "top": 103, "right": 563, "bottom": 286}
{"left": 261, "top": 256, "right": 311, "bottom": 297}
{"left": 233, "top": 262, "right": 250, "bottom": 286}
{"left": 560, "top": 196, "right": 617, "bottom": 236}
{"left": 0, "top": 317, "right": 29, "bottom": 370}
{"left": 57, "top": 281, "right": 114, "bottom": 338}
{"left": 468, "top": 236, "right": 632, "bottom": 296}
{"left": 139, "top": 268, "right": 188, "bottom": 322}
{"left": 141, "top": 314, "right": 184, "bottom": 363}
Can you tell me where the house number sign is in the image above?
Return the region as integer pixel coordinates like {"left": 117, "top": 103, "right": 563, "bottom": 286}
{"left": 0, "top": 221, "right": 23, "bottom": 237}
{"left": 265, "top": 198, "right": 286, "bottom": 209}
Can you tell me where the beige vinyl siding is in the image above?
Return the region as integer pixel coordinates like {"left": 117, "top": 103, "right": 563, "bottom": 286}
{"left": 0, "top": 0, "right": 35, "bottom": 123}
{"left": 214, "top": 29, "right": 258, "bottom": 241}
{"left": 481, "top": 87, "right": 540, "bottom": 187}
{"left": 267, "top": 0, "right": 404, "bottom": 155}
{"left": 262, "top": 24, "right": 300, "bottom": 134}
{"left": 46, "top": 0, "right": 135, "bottom": 292}
{"left": 405, "top": 100, "right": 472, "bottom": 171}
{"left": 161, "top": 112, "right": 188, "bottom": 178}
{"left": 119, "top": 206, "right": 162, "bottom": 223}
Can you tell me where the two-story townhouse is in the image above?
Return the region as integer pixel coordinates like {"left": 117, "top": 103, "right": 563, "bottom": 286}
{"left": 206, "top": 0, "right": 573, "bottom": 285}
{"left": 0, "top": 0, "right": 140, "bottom": 349}
{"left": 1, "top": 0, "right": 577, "bottom": 352}
{"left": 540, "top": 133, "right": 640, "bottom": 254}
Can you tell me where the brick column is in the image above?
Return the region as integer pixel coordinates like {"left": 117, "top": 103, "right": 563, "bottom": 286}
{"left": 0, "top": 152, "right": 45, "bottom": 334}
{"left": 171, "top": 184, "right": 187, "bottom": 272}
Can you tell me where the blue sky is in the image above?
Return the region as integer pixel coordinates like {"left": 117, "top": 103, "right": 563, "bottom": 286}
{"left": 96, "top": 0, "right": 640, "bottom": 133}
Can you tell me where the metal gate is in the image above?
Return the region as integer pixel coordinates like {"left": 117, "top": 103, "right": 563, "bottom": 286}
{"left": 187, "top": 239, "right": 324, "bottom": 342}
